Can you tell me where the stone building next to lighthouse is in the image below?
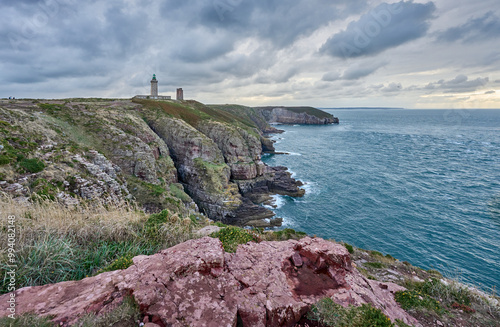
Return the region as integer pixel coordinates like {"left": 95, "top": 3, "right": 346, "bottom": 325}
{"left": 135, "top": 74, "right": 178, "bottom": 100}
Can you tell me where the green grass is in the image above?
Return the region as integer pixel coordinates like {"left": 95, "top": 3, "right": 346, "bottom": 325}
{"left": 307, "top": 297, "right": 394, "bottom": 327}
{"left": 74, "top": 296, "right": 140, "bottom": 327}
{"left": 343, "top": 242, "right": 354, "bottom": 254}
{"left": 19, "top": 158, "right": 45, "bottom": 173}
{"left": 267, "top": 228, "right": 307, "bottom": 241}
{"left": 395, "top": 289, "right": 445, "bottom": 314}
{"left": 169, "top": 183, "right": 192, "bottom": 203}
{"left": 0, "top": 313, "right": 55, "bottom": 327}
{"left": 0, "top": 155, "right": 11, "bottom": 165}
{"left": 364, "top": 262, "right": 385, "bottom": 269}
{"left": 209, "top": 226, "right": 261, "bottom": 252}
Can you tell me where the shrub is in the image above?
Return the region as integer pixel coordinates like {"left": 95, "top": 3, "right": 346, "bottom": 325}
{"left": 19, "top": 158, "right": 45, "bottom": 173}
{"left": 307, "top": 297, "right": 394, "bottom": 327}
{"left": 210, "top": 226, "right": 261, "bottom": 252}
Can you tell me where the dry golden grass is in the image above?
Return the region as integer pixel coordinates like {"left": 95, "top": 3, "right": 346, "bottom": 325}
{"left": 0, "top": 195, "right": 199, "bottom": 292}
{"left": 0, "top": 196, "right": 146, "bottom": 250}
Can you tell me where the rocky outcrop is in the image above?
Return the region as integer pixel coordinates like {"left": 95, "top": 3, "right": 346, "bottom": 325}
{"left": 147, "top": 117, "right": 275, "bottom": 225}
{"left": 0, "top": 237, "right": 419, "bottom": 327}
{"left": 196, "top": 121, "right": 264, "bottom": 180}
{"left": 256, "top": 107, "right": 339, "bottom": 125}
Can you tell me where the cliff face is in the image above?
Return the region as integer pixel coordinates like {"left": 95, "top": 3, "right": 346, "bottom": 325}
{"left": 1, "top": 99, "right": 328, "bottom": 226}
{"left": 255, "top": 106, "right": 339, "bottom": 125}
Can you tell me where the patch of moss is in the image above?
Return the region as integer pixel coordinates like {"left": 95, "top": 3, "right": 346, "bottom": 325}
{"left": 19, "top": 158, "right": 45, "bottom": 173}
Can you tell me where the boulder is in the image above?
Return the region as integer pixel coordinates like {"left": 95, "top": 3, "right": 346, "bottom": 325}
{"left": 0, "top": 237, "right": 419, "bottom": 327}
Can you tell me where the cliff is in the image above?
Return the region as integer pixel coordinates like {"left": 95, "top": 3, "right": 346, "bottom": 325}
{"left": 255, "top": 106, "right": 339, "bottom": 125}
{"left": 0, "top": 98, "right": 332, "bottom": 227}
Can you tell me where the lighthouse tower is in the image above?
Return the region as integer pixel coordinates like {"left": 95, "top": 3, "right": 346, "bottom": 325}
{"left": 151, "top": 74, "right": 158, "bottom": 98}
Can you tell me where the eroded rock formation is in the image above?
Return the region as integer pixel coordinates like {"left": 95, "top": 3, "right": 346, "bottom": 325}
{"left": 0, "top": 237, "right": 419, "bottom": 327}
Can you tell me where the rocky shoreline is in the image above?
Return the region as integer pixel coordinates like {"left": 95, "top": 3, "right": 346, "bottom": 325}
{"left": 0, "top": 99, "right": 338, "bottom": 228}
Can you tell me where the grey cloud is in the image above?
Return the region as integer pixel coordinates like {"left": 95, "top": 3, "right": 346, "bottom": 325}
{"left": 437, "top": 11, "right": 500, "bottom": 43}
{"left": 381, "top": 82, "right": 403, "bottom": 92}
{"left": 321, "top": 1, "right": 436, "bottom": 59}
{"left": 322, "top": 71, "right": 341, "bottom": 82}
{"left": 322, "top": 61, "right": 385, "bottom": 82}
{"left": 424, "top": 75, "right": 489, "bottom": 93}
{"left": 342, "top": 62, "right": 385, "bottom": 80}
{"left": 485, "top": 90, "right": 495, "bottom": 94}
{"left": 166, "top": 0, "right": 368, "bottom": 47}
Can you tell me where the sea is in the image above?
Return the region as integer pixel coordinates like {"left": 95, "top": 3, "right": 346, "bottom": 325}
{"left": 261, "top": 109, "right": 500, "bottom": 291}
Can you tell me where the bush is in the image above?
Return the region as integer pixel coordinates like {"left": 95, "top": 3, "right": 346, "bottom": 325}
{"left": 19, "top": 158, "right": 45, "bottom": 173}
{"left": 307, "top": 297, "right": 394, "bottom": 327}
{"left": 210, "top": 226, "right": 261, "bottom": 252}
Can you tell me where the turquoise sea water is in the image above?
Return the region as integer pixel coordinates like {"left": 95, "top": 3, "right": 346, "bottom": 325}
{"left": 262, "top": 109, "right": 500, "bottom": 290}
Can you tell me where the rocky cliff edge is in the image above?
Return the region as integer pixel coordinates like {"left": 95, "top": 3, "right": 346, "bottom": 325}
{"left": 0, "top": 237, "right": 419, "bottom": 327}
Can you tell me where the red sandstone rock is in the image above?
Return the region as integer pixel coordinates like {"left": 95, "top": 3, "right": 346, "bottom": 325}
{"left": 0, "top": 237, "right": 420, "bottom": 327}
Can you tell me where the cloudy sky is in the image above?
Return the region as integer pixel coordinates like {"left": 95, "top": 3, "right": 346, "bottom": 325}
{"left": 1, "top": 0, "right": 500, "bottom": 108}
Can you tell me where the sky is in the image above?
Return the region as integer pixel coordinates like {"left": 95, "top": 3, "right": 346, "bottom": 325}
{"left": 1, "top": 0, "right": 500, "bottom": 109}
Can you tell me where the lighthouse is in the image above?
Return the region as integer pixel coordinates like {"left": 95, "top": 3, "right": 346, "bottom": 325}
{"left": 151, "top": 74, "right": 158, "bottom": 98}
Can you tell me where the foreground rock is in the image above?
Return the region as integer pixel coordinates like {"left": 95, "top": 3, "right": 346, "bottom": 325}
{"left": 0, "top": 237, "right": 419, "bottom": 327}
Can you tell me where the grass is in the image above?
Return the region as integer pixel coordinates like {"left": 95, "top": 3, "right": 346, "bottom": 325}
{"left": 364, "top": 262, "right": 385, "bottom": 269}
{"left": 394, "top": 289, "right": 445, "bottom": 314}
{"left": 0, "top": 314, "right": 55, "bottom": 327}
{"left": 396, "top": 277, "right": 500, "bottom": 320}
{"left": 0, "top": 197, "right": 196, "bottom": 294}
{"left": 209, "top": 226, "right": 261, "bottom": 252}
{"left": 343, "top": 242, "right": 354, "bottom": 254}
{"left": 307, "top": 297, "right": 395, "bottom": 327}
{"left": 74, "top": 295, "right": 140, "bottom": 327}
